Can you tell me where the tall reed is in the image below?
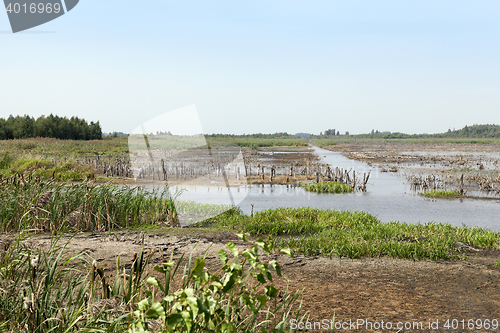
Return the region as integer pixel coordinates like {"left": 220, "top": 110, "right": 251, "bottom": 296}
{"left": 0, "top": 173, "right": 177, "bottom": 232}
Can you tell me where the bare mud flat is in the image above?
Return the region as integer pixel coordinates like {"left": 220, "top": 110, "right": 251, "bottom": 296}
{"left": 20, "top": 230, "right": 500, "bottom": 333}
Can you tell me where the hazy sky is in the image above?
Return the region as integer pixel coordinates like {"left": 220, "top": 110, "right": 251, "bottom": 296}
{"left": 1, "top": 1, "right": 500, "bottom": 135}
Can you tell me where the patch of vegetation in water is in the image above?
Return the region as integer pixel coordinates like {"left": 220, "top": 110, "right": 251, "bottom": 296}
{"left": 420, "top": 190, "right": 462, "bottom": 198}
{"left": 303, "top": 182, "right": 353, "bottom": 193}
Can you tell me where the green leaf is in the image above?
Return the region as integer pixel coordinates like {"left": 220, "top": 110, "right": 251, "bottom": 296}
{"left": 257, "top": 295, "right": 268, "bottom": 307}
{"left": 226, "top": 241, "right": 239, "bottom": 257}
{"left": 265, "top": 285, "right": 278, "bottom": 298}
{"left": 187, "top": 296, "right": 199, "bottom": 319}
{"left": 164, "top": 295, "right": 175, "bottom": 303}
{"left": 210, "top": 281, "right": 223, "bottom": 289}
{"left": 269, "top": 260, "right": 282, "bottom": 276}
{"left": 281, "top": 248, "right": 294, "bottom": 257}
{"left": 221, "top": 321, "right": 237, "bottom": 333}
{"left": 229, "top": 262, "right": 242, "bottom": 273}
{"left": 145, "top": 301, "right": 165, "bottom": 320}
{"left": 242, "top": 293, "right": 258, "bottom": 313}
{"left": 154, "top": 265, "right": 167, "bottom": 274}
{"left": 252, "top": 272, "right": 266, "bottom": 284}
{"left": 137, "top": 298, "right": 150, "bottom": 311}
{"left": 257, "top": 263, "right": 272, "bottom": 282}
{"left": 222, "top": 274, "right": 236, "bottom": 293}
{"left": 254, "top": 238, "right": 265, "bottom": 248}
{"left": 162, "top": 261, "right": 175, "bottom": 268}
{"left": 236, "top": 233, "right": 249, "bottom": 242}
{"left": 165, "top": 314, "right": 183, "bottom": 327}
{"left": 181, "top": 310, "right": 193, "bottom": 332}
{"left": 146, "top": 276, "right": 164, "bottom": 292}
{"left": 242, "top": 249, "right": 257, "bottom": 263}
{"left": 192, "top": 258, "right": 206, "bottom": 278}
{"left": 218, "top": 249, "right": 228, "bottom": 265}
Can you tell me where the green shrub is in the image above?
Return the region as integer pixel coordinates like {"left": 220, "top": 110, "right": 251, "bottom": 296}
{"left": 131, "top": 233, "right": 305, "bottom": 332}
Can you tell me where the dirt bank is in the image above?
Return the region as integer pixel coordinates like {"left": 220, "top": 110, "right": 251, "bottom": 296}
{"left": 22, "top": 229, "right": 500, "bottom": 332}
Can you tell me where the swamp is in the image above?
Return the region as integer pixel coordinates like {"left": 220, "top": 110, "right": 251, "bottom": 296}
{"left": 0, "top": 136, "right": 499, "bottom": 332}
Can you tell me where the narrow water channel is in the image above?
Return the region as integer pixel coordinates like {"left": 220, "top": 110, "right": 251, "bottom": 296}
{"left": 171, "top": 146, "right": 500, "bottom": 230}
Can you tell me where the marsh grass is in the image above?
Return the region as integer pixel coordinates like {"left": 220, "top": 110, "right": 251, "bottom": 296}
{"left": 0, "top": 137, "right": 129, "bottom": 156}
{"left": 209, "top": 207, "right": 500, "bottom": 260}
{"left": 0, "top": 231, "right": 157, "bottom": 332}
{"left": 0, "top": 174, "right": 177, "bottom": 232}
{"left": 304, "top": 182, "right": 353, "bottom": 194}
{"left": 420, "top": 190, "right": 462, "bottom": 198}
{"left": 0, "top": 156, "right": 95, "bottom": 181}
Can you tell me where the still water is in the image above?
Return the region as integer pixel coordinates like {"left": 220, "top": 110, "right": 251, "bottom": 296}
{"left": 173, "top": 146, "right": 500, "bottom": 230}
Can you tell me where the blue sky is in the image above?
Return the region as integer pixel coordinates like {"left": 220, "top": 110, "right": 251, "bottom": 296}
{"left": 1, "top": 1, "right": 500, "bottom": 134}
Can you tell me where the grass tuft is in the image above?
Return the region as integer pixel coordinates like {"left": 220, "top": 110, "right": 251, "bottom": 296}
{"left": 0, "top": 173, "right": 178, "bottom": 232}
{"left": 420, "top": 190, "right": 462, "bottom": 198}
{"left": 304, "top": 182, "right": 353, "bottom": 193}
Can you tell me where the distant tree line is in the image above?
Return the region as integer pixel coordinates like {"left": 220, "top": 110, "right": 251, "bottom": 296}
{"left": 0, "top": 114, "right": 102, "bottom": 140}
{"left": 321, "top": 124, "right": 500, "bottom": 139}
{"left": 442, "top": 124, "right": 500, "bottom": 138}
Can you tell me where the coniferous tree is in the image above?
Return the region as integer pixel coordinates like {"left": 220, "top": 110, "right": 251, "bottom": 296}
{"left": 0, "top": 114, "right": 103, "bottom": 140}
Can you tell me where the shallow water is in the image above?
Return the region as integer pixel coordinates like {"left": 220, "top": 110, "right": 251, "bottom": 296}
{"left": 170, "top": 146, "right": 500, "bottom": 230}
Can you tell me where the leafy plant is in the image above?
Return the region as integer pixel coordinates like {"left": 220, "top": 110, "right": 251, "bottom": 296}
{"left": 131, "top": 233, "right": 306, "bottom": 332}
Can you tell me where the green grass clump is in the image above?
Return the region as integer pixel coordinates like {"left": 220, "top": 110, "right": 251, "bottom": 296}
{"left": 0, "top": 153, "right": 14, "bottom": 169}
{"left": 208, "top": 207, "right": 500, "bottom": 260}
{"left": 0, "top": 156, "right": 95, "bottom": 181}
{"left": 304, "top": 182, "right": 353, "bottom": 193}
{"left": 0, "top": 174, "right": 178, "bottom": 232}
{"left": 420, "top": 190, "right": 462, "bottom": 198}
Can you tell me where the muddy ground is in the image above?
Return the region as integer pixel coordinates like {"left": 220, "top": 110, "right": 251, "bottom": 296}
{"left": 23, "top": 229, "right": 500, "bottom": 333}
